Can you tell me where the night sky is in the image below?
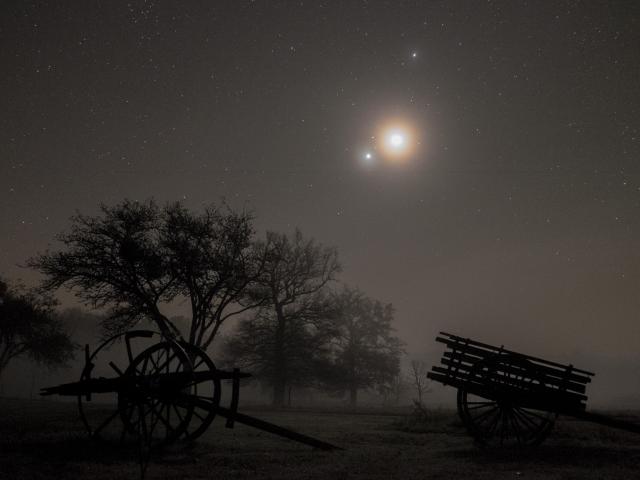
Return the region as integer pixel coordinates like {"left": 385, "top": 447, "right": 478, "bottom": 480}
{"left": 2, "top": 1, "right": 640, "bottom": 400}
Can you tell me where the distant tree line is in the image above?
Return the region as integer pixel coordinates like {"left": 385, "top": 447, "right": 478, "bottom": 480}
{"left": 0, "top": 277, "right": 76, "bottom": 382}
{"left": 24, "top": 199, "right": 404, "bottom": 407}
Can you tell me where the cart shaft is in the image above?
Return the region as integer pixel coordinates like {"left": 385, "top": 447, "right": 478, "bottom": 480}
{"left": 569, "top": 410, "right": 640, "bottom": 435}
{"left": 216, "top": 406, "right": 342, "bottom": 451}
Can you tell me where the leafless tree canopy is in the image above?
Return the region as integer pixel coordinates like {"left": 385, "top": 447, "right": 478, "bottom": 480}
{"left": 226, "top": 229, "right": 341, "bottom": 406}
{"left": 410, "top": 359, "right": 431, "bottom": 406}
{"left": 0, "top": 276, "right": 76, "bottom": 380}
{"left": 29, "top": 199, "right": 262, "bottom": 348}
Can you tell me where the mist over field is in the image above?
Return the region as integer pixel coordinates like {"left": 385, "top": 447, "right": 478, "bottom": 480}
{"left": 2, "top": 2, "right": 640, "bottom": 479}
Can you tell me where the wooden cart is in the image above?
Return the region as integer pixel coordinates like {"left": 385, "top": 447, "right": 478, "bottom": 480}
{"left": 427, "top": 332, "right": 640, "bottom": 447}
{"left": 41, "top": 330, "right": 340, "bottom": 451}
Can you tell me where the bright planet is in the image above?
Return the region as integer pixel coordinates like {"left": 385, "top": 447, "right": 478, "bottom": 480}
{"left": 377, "top": 122, "right": 417, "bottom": 161}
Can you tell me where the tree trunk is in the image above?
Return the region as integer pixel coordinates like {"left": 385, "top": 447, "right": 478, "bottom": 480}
{"left": 272, "top": 302, "right": 287, "bottom": 407}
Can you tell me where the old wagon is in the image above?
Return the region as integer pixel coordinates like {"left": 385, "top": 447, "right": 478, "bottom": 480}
{"left": 41, "top": 330, "right": 340, "bottom": 451}
{"left": 427, "top": 331, "right": 640, "bottom": 447}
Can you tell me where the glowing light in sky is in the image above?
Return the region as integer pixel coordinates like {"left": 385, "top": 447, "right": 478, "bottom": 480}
{"left": 360, "top": 151, "right": 376, "bottom": 166}
{"left": 389, "top": 132, "right": 405, "bottom": 148}
{"left": 358, "top": 117, "right": 420, "bottom": 167}
{"left": 378, "top": 122, "right": 416, "bottom": 161}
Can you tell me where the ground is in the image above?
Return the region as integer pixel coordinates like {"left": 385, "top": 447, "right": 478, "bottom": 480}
{"left": 1, "top": 398, "right": 640, "bottom": 479}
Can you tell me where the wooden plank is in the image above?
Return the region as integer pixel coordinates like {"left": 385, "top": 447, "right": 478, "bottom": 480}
{"left": 429, "top": 365, "right": 589, "bottom": 403}
{"left": 440, "top": 355, "right": 588, "bottom": 394}
{"left": 440, "top": 357, "right": 587, "bottom": 395}
{"left": 438, "top": 341, "right": 593, "bottom": 384}
{"left": 442, "top": 349, "right": 591, "bottom": 385}
{"left": 176, "top": 395, "right": 343, "bottom": 450}
{"left": 217, "top": 407, "right": 343, "bottom": 450}
{"left": 427, "top": 371, "right": 587, "bottom": 413}
{"left": 438, "top": 332, "right": 595, "bottom": 376}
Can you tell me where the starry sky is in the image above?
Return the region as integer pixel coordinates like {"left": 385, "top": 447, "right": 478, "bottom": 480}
{"left": 2, "top": 1, "right": 640, "bottom": 399}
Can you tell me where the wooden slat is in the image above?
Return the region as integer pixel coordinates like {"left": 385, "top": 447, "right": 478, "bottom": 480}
{"left": 437, "top": 332, "right": 595, "bottom": 376}
{"left": 429, "top": 365, "right": 588, "bottom": 403}
{"left": 442, "top": 350, "right": 591, "bottom": 385}
{"left": 427, "top": 370, "right": 587, "bottom": 412}
{"left": 438, "top": 339, "right": 592, "bottom": 384}
{"left": 437, "top": 359, "right": 588, "bottom": 399}
{"left": 440, "top": 355, "right": 588, "bottom": 394}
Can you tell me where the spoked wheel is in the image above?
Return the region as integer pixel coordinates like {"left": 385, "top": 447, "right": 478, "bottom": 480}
{"left": 78, "top": 330, "right": 164, "bottom": 445}
{"left": 457, "top": 355, "right": 557, "bottom": 447}
{"left": 178, "top": 342, "right": 221, "bottom": 442}
{"left": 118, "top": 341, "right": 195, "bottom": 449}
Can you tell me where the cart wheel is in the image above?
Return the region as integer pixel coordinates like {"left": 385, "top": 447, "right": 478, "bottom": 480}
{"left": 178, "top": 342, "right": 221, "bottom": 442}
{"left": 118, "top": 340, "right": 195, "bottom": 449}
{"left": 78, "top": 330, "right": 164, "bottom": 445}
{"left": 457, "top": 355, "right": 557, "bottom": 447}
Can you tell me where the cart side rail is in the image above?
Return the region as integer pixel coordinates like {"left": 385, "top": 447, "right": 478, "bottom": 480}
{"left": 429, "top": 332, "right": 594, "bottom": 412}
{"left": 437, "top": 332, "right": 595, "bottom": 377}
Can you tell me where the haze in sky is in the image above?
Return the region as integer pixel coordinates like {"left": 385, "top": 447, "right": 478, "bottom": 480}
{"left": 1, "top": 1, "right": 639, "bottom": 405}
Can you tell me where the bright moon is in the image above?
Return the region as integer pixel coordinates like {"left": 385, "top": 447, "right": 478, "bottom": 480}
{"left": 379, "top": 124, "right": 415, "bottom": 160}
{"left": 389, "top": 132, "right": 405, "bottom": 148}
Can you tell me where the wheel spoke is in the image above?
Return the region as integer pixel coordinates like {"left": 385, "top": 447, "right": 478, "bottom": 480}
{"left": 467, "top": 401, "right": 497, "bottom": 411}
{"left": 499, "top": 410, "right": 508, "bottom": 445}
{"left": 147, "top": 399, "right": 162, "bottom": 438}
{"left": 137, "top": 403, "right": 148, "bottom": 440}
{"left": 152, "top": 350, "right": 178, "bottom": 376}
{"left": 140, "top": 354, "right": 150, "bottom": 376}
{"left": 148, "top": 401, "right": 175, "bottom": 434}
{"left": 109, "top": 361, "right": 124, "bottom": 376}
{"left": 519, "top": 407, "right": 552, "bottom": 423}
{"left": 471, "top": 405, "right": 499, "bottom": 424}
{"left": 193, "top": 356, "right": 206, "bottom": 370}
{"left": 172, "top": 404, "right": 185, "bottom": 423}
{"left": 508, "top": 410, "right": 522, "bottom": 444}
{"left": 513, "top": 407, "right": 540, "bottom": 431}
{"left": 93, "top": 408, "right": 120, "bottom": 436}
{"left": 192, "top": 409, "right": 206, "bottom": 422}
{"left": 459, "top": 357, "right": 557, "bottom": 447}
{"left": 511, "top": 411, "right": 534, "bottom": 438}
{"left": 486, "top": 408, "right": 502, "bottom": 438}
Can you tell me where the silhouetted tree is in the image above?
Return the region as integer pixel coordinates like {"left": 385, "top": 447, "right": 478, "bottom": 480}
{"left": 380, "top": 371, "right": 409, "bottom": 407}
{"left": 29, "top": 200, "right": 262, "bottom": 349}
{"left": 410, "top": 359, "right": 431, "bottom": 406}
{"left": 0, "top": 277, "right": 76, "bottom": 382}
{"left": 326, "top": 287, "right": 403, "bottom": 407}
{"left": 226, "top": 229, "right": 340, "bottom": 406}
{"left": 224, "top": 306, "right": 335, "bottom": 406}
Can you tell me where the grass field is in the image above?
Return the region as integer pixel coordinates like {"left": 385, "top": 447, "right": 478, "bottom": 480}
{"left": 2, "top": 398, "right": 640, "bottom": 479}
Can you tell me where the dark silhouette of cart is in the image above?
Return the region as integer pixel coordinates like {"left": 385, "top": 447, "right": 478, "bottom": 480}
{"left": 41, "top": 330, "right": 340, "bottom": 451}
{"left": 427, "top": 331, "right": 640, "bottom": 447}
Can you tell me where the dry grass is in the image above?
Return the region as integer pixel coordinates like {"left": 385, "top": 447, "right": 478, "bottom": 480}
{"left": 2, "top": 398, "right": 640, "bottom": 479}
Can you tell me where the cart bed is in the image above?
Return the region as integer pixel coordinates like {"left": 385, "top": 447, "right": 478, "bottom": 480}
{"left": 427, "top": 332, "right": 595, "bottom": 413}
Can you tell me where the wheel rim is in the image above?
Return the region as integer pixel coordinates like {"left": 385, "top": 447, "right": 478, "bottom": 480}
{"left": 457, "top": 355, "right": 557, "bottom": 447}
{"left": 178, "top": 343, "right": 221, "bottom": 442}
{"left": 78, "top": 330, "right": 163, "bottom": 445}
